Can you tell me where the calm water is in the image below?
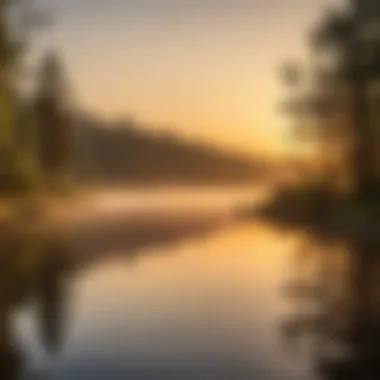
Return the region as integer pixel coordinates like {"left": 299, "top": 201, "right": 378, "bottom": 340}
{"left": 1, "top": 190, "right": 377, "bottom": 380}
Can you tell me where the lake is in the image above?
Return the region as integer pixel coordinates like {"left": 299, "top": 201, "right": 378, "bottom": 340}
{"left": 0, "top": 188, "right": 371, "bottom": 380}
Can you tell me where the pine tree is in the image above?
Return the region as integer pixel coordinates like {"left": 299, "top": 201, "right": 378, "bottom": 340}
{"left": 282, "top": 0, "right": 380, "bottom": 197}
{"left": 34, "top": 51, "right": 73, "bottom": 190}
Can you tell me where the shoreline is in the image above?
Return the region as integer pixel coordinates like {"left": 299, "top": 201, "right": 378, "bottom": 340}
{"left": 0, "top": 187, "right": 257, "bottom": 236}
{"left": 246, "top": 185, "right": 380, "bottom": 244}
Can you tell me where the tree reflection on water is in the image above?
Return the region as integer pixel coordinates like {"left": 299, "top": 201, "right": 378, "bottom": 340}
{"left": 0, "top": 216, "right": 223, "bottom": 380}
{"left": 0, "top": 230, "right": 74, "bottom": 380}
{"left": 281, "top": 234, "right": 380, "bottom": 380}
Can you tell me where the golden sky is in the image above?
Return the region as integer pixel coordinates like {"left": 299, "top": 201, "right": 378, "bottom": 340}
{"left": 34, "top": 0, "right": 337, "bottom": 156}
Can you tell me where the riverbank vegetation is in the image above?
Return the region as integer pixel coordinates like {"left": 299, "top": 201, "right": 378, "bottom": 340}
{"left": 255, "top": 1, "right": 380, "bottom": 239}
{"left": 0, "top": 2, "right": 73, "bottom": 197}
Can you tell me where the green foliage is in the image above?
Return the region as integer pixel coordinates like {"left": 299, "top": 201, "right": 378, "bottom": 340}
{"left": 0, "top": 2, "right": 72, "bottom": 197}
{"left": 0, "top": 91, "right": 39, "bottom": 194}
{"left": 0, "top": 1, "right": 36, "bottom": 195}
{"left": 0, "top": 147, "right": 36, "bottom": 194}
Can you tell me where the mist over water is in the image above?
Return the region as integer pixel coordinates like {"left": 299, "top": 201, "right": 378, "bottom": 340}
{"left": 7, "top": 193, "right": 310, "bottom": 380}
{"left": 0, "top": 189, "right": 331, "bottom": 380}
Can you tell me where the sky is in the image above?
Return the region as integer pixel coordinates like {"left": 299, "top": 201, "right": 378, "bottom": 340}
{"left": 32, "top": 0, "right": 339, "bottom": 157}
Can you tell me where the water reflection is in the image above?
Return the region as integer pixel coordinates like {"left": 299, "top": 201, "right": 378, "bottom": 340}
{"left": 282, "top": 235, "right": 380, "bottom": 380}
{"left": 6, "top": 215, "right": 379, "bottom": 380}
{"left": 0, "top": 230, "right": 73, "bottom": 380}
{"left": 35, "top": 236, "right": 74, "bottom": 355}
{"left": 0, "top": 217, "right": 226, "bottom": 380}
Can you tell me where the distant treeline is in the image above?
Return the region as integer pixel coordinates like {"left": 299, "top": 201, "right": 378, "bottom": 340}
{"left": 73, "top": 115, "right": 265, "bottom": 185}
{"left": 0, "top": 1, "right": 265, "bottom": 194}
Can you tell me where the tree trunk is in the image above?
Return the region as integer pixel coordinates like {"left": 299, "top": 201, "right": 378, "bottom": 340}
{"left": 351, "top": 78, "right": 378, "bottom": 198}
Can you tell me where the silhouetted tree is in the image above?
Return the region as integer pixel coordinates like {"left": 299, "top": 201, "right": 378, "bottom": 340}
{"left": 0, "top": 0, "right": 25, "bottom": 192}
{"left": 315, "top": 0, "right": 380, "bottom": 197}
{"left": 282, "top": 0, "right": 380, "bottom": 198}
{"left": 34, "top": 50, "right": 73, "bottom": 189}
{"left": 0, "top": 0, "right": 48, "bottom": 193}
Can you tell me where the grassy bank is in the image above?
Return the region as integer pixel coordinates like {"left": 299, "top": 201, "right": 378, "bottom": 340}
{"left": 0, "top": 186, "right": 75, "bottom": 228}
{"left": 0, "top": 194, "right": 45, "bottom": 225}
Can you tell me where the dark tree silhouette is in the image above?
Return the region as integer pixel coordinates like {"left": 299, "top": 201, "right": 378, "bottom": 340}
{"left": 281, "top": 0, "right": 380, "bottom": 198}
{"left": 0, "top": 0, "right": 51, "bottom": 194}
{"left": 34, "top": 50, "right": 73, "bottom": 188}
